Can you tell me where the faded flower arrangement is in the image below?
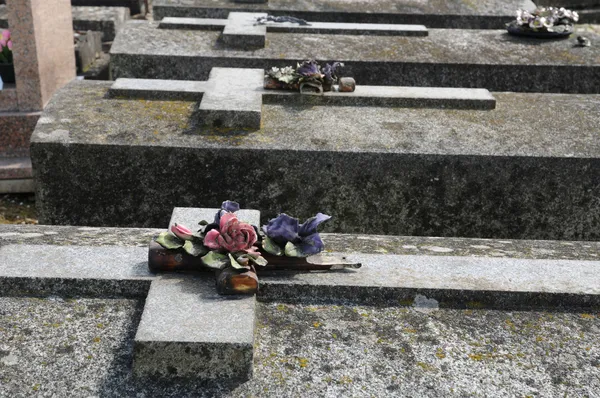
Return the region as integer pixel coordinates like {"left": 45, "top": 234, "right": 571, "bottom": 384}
{"left": 507, "top": 7, "right": 579, "bottom": 38}
{"left": 149, "top": 201, "right": 358, "bottom": 295}
{"left": 264, "top": 60, "right": 355, "bottom": 95}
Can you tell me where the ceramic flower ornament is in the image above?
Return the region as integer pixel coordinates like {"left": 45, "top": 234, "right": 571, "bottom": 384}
{"left": 262, "top": 212, "right": 331, "bottom": 257}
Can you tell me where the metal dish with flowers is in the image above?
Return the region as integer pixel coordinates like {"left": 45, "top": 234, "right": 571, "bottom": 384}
{"left": 507, "top": 7, "right": 579, "bottom": 38}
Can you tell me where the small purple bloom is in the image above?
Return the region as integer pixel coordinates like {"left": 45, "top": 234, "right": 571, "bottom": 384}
{"left": 298, "top": 213, "right": 331, "bottom": 237}
{"left": 263, "top": 213, "right": 299, "bottom": 246}
{"left": 322, "top": 62, "right": 343, "bottom": 84}
{"left": 297, "top": 60, "right": 321, "bottom": 77}
{"left": 263, "top": 212, "right": 331, "bottom": 255}
{"left": 214, "top": 200, "right": 241, "bottom": 224}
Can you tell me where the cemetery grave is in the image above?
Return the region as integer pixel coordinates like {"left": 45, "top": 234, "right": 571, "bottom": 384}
{"left": 3, "top": 0, "right": 600, "bottom": 395}
{"left": 152, "top": 0, "right": 540, "bottom": 29}
{"left": 110, "top": 18, "right": 600, "bottom": 93}
{"left": 2, "top": 207, "right": 600, "bottom": 395}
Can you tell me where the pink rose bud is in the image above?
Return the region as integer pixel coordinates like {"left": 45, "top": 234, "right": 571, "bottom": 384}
{"left": 0, "top": 39, "right": 5, "bottom": 48}
{"left": 1, "top": 30, "right": 9, "bottom": 41}
{"left": 171, "top": 223, "right": 194, "bottom": 240}
{"left": 7, "top": 40, "right": 12, "bottom": 50}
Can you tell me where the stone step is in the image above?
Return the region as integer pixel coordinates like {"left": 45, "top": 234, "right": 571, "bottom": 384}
{"left": 30, "top": 80, "right": 600, "bottom": 240}
{"left": 111, "top": 22, "right": 600, "bottom": 94}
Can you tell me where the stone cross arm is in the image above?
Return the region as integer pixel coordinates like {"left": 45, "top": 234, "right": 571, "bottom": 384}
{"left": 158, "top": 12, "right": 428, "bottom": 48}
{"left": 108, "top": 67, "right": 496, "bottom": 130}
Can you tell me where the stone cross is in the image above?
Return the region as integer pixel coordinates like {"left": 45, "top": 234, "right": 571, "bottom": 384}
{"left": 2, "top": 207, "right": 600, "bottom": 380}
{"left": 158, "top": 12, "right": 428, "bottom": 48}
{"left": 109, "top": 67, "right": 496, "bottom": 130}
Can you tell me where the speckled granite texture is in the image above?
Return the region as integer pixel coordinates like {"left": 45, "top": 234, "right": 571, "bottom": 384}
{"left": 2, "top": 299, "right": 600, "bottom": 396}
{"left": 0, "top": 112, "right": 40, "bottom": 157}
{"left": 153, "top": 0, "right": 537, "bottom": 29}
{"left": 2, "top": 224, "right": 600, "bottom": 261}
{"left": 110, "top": 22, "right": 600, "bottom": 93}
{"left": 30, "top": 81, "right": 600, "bottom": 240}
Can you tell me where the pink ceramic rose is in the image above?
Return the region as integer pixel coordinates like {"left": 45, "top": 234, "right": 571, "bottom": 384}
{"left": 171, "top": 223, "right": 194, "bottom": 240}
{"left": 204, "top": 212, "right": 258, "bottom": 253}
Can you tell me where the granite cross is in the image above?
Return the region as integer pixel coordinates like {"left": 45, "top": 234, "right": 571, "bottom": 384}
{"left": 108, "top": 67, "right": 496, "bottom": 130}
{"left": 158, "top": 12, "right": 428, "bottom": 48}
{"left": 2, "top": 207, "right": 600, "bottom": 380}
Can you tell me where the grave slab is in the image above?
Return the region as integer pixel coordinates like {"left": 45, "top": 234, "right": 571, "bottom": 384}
{"left": 110, "top": 21, "right": 600, "bottom": 93}
{"left": 153, "top": 0, "right": 537, "bottom": 29}
{"left": 158, "top": 13, "right": 428, "bottom": 49}
{"left": 30, "top": 80, "right": 600, "bottom": 240}
{"left": 110, "top": 71, "right": 495, "bottom": 128}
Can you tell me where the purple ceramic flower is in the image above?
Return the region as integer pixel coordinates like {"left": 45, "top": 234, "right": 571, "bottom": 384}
{"left": 322, "top": 62, "right": 343, "bottom": 84}
{"left": 297, "top": 60, "right": 321, "bottom": 78}
{"left": 214, "top": 200, "right": 241, "bottom": 224}
{"left": 263, "top": 212, "right": 331, "bottom": 255}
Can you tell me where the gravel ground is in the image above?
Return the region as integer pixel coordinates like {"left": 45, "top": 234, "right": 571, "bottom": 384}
{"left": 0, "top": 194, "right": 36, "bottom": 225}
{"left": 2, "top": 298, "right": 600, "bottom": 397}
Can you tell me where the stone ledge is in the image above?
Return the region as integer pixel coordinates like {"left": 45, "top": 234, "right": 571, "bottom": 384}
{"left": 259, "top": 253, "right": 600, "bottom": 308}
{"left": 3, "top": 224, "right": 600, "bottom": 261}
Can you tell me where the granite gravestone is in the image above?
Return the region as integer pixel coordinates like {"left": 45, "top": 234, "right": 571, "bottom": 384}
{"left": 110, "top": 19, "right": 600, "bottom": 93}
{"left": 0, "top": 0, "right": 76, "bottom": 193}
{"left": 30, "top": 74, "right": 600, "bottom": 241}
{"left": 152, "top": 0, "right": 537, "bottom": 29}
{"left": 158, "top": 12, "right": 428, "bottom": 49}
{"left": 3, "top": 206, "right": 600, "bottom": 384}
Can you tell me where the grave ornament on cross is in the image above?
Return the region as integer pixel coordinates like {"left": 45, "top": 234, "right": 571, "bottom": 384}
{"left": 148, "top": 200, "right": 361, "bottom": 295}
{"left": 158, "top": 12, "right": 428, "bottom": 49}
{"left": 108, "top": 62, "right": 496, "bottom": 130}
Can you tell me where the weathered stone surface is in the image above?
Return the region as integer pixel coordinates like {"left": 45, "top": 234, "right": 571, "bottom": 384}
{"left": 3, "top": 224, "right": 600, "bottom": 262}
{"left": 110, "top": 73, "right": 496, "bottom": 127}
{"left": 3, "top": 295, "right": 600, "bottom": 396}
{"left": 134, "top": 276, "right": 255, "bottom": 379}
{"left": 30, "top": 81, "right": 600, "bottom": 240}
{"left": 0, "top": 296, "right": 146, "bottom": 397}
{"left": 0, "top": 244, "right": 152, "bottom": 297}
{"left": 110, "top": 22, "right": 600, "bottom": 93}
{"left": 158, "top": 13, "right": 429, "bottom": 48}
{"left": 153, "top": 0, "right": 537, "bottom": 29}
{"left": 259, "top": 254, "right": 600, "bottom": 308}
{"left": 0, "top": 112, "right": 40, "bottom": 157}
